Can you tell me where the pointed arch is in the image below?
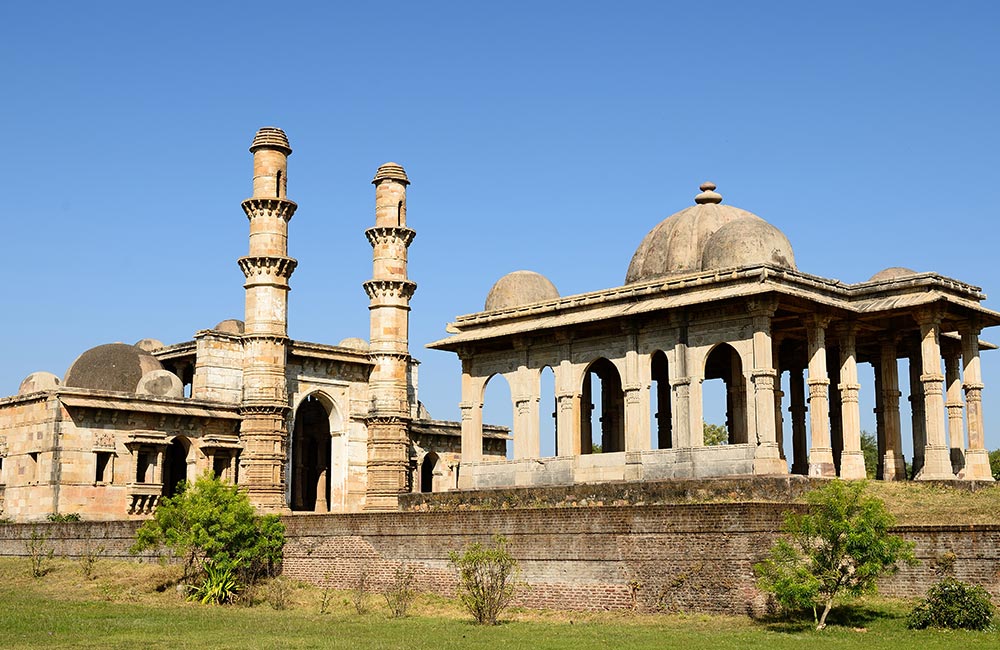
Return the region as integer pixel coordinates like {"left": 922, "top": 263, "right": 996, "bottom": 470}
{"left": 703, "top": 343, "right": 747, "bottom": 444}
{"left": 289, "top": 392, "right": 337, "bottom": 512}
{"left": 163, "top": 436, "right": 192, "bottom": 497}
{"left": 482, "top": 373, "right": 514, "bottom": 459}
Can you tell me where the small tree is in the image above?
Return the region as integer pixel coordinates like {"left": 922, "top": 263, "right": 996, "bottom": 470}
{"left": 860, "top": 431, "right": 878, "bottom": 479}
{"left": 989, "top": 449, "right": 1000, "bottom": 481}
{"left": 754, "top": 481, "right": 915, "bottom": 629}
{"left": 450, "top": 535, "right": 519, "bottom": 625}
{"left": 131, "top": 472, "right": 284, "bottom": 594}
{"left": 703, "top": 422, "right": 728, "bottom": 446}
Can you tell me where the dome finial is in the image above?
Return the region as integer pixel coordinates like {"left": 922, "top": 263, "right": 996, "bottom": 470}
{"left": 695, "top": 181, "right": 722, "bottom": 205}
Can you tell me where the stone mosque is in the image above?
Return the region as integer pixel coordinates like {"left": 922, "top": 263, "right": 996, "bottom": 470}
{"left": 0, "top": 127, "right": 506, "bottom": 521}
{"left": 0, "top": 128, "right": 996, "bottom": 521}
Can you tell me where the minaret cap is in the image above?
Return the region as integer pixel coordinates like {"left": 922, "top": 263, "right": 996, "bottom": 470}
{"left": 694, "top": 181, "right": 722, "bottom": 205}
{"left": 372, "top": 162, "right": 409, "bottom": 185}
{"left": 249, "top": 127, "right": 292, "bottom": 155}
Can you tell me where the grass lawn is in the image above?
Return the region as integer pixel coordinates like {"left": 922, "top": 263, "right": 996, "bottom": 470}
{"left": 0, "top": 558, "right": 997, "bottom": 649}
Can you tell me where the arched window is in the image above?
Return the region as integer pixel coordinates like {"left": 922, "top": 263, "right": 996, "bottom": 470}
{"left": 703, "top": 344, "right": 747, "bottom": 444}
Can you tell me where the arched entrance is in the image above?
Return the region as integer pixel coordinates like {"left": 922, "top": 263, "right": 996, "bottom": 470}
{"left": 290, "top": 394, "right": 332, "bottom": 512}
{"left": 162, "top": 436, "right": 191, "bottom": 497}
{"left": 651, "top": 350, "right": 672, "bottom": 449}
{"left": 703, "top": 344, "right": 747, "bottom": 444}
{"left": 420, "top": 452, "right": 439, "bottom": 493}
{"left": 580, "top": 358, "right": 625, "bottom": 454}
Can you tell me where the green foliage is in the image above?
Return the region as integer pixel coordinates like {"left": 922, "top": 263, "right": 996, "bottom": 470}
{"left": 47, "top": 512, "right": 82, "bottom": 523}
{"left": 989, "top": 449, "right": 1000, "bottom": 481}
{"left": 907, "top": 578, "right": 995, "bottom": 630}
{"left": 449, "top": 535, "right": 519, "bottom": 625}
{"left": 131, "top": 472, "right": 285, "bottom": 588}
{"left": 382, "top": 565, "right": 416, "bottom": 618}
{"left": 189, "top": 561, "right": 241, "bottom": 605}
{"left": 861, "top": 431, "right": 878, "bottom": 479}
{"left": 703, "top": 422, "right": 728, "bottom": 446}
{"left": 754, "top": 481, "right": 915, "bottom": 629}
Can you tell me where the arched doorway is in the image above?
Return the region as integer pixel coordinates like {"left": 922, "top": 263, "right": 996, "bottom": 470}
{"left": 580, "top": 358, "right": 625, "bottom": 454}
{"left": 290, "top": 394, "right": 332, "bottom": 512}
{"left": 420, "top": 452, "right": 439, "bottom": 493}
{"left": 163, "top": 437, "right": 191, "bottom": 497}
{"left": 651, "top": 351, "right": 672, "bottom": 449}
{"left": 703, "top": 344, "right": 747, "bottom": 444}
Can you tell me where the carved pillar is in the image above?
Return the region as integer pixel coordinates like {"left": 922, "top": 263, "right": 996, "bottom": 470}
{"left": 835, "top": 323, "right": 866, "bottom": 479}
{"left": 554, "top": 355, "right": 580, "bottom": 456}
{"left": 623, "top": 335, "right": 650, "bottom": 452}
{"left": 804, "top": 315, "right": 835, "bottom": 477}
{"left": 789, "top": 367, "right": 808, "bottom": 475}
{"left": 879, "top": 337, "right": 907, "bottom": 480}
{"left": 908, "top": 353, "right": 926, "bottom": 476}
{"left": 459, "top": 359, "right": 484, "bottom": 467}
{"left": 944, "top": 347, "right": 966, "bottom": 475}
{"left": 914, "top": 309, "right": 954, "bottom": 480}
{"left": 749, "top": 299, "right": 784, "bottom": 474}
{"left": 961, "top": 324, "right": 994, "bottom": 480}
{"left": 772, "top": 333, "right": 786, "bottom": 461}
{"left": 672, "top": 332, "right": 694, "bottom": 448}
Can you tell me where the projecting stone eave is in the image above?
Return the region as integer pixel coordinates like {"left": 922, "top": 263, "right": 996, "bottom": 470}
{"left": 427, "top": 264, "right": 1000, "bottom": 351}
{"left": 288, "top": 340, "right": 374, "bottom": 367}
{"left": 0, "top": 385, "right": 242, "bottom": 418}
{"left": 152, "top": 340, "right": 198, "bottom": 361}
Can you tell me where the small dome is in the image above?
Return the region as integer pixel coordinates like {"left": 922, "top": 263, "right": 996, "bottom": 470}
{"left": 372, "top": 162, "right": 409, "bottom": 185}
{"left": 18, "top": 371, "right": 60, "bottom": 395}
{"left": 701, "top": 218, "right": 796, "bottom": 271}
{"left": 250, "top": 127, "right": 291, "bottom": 155}
{"left": 338, "top": 337, "right": 370, "bottom": 351}
{"left": 214, "top": 319, "right": 245, "bottom": 335}
{"left": 134, "top": 338, "right": 164, "bottom": 352}
{"left": 626, "top": 182, "right": 772, "bottom": 284}
{"left": 64, "top": 343, "right": 164, "bottom": 393}
{"left": 136, "top": 370, "right": 184, "bottom": 398}
{"left": 485, "top": 271, "right": 559, "bottom": 311}
{"left": 868, "top": 267, "right": 917, "bottom": 282}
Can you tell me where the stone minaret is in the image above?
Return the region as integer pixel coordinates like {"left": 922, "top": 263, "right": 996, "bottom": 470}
{"left": 364, "top": 163, "right": 416, "bottom": 510}
{"left": 238, "top": 127, "right": 297, "bottom": 510}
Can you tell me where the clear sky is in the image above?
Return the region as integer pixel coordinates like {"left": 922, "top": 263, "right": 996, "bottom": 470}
{"left": 2, "top": 2, "right": 999, "bottom": 457}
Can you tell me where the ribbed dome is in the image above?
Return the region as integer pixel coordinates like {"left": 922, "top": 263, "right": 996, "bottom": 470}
{"left": 701, "top": 218, "right": 796, "bottom": 271}
{"left": 485, "top": 271, "right": 559, "bottom": 311}
{"left": 249, "top": 127, "right": 291, "bottom": 155}
{"left": 372, "top": 162, "right": 409, "bottom": 185}
{"left": 868, "top": 267, "right": 917, "bottom": 282}
{"left": 64, "top": 343, "right": 164, "bottom": 393}
{"left": 626, "top": 182, "right": 793, "bottom": 283}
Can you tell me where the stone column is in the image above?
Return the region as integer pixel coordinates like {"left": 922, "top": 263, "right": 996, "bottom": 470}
{"left": 835, "top": 324, "right": 866, "bottom": 479}
{"left": 879, "top": 337, "right": 907, "bottom": 480}
{"left": 914, "top": 309, "right": 954, "bottom": 480}
{"left": 772, "top": 333, "right": 786, "bottom": 461}
{"left": 672, "top": 335, "right": 694, "bottom": 448}
{"left": 789, "top": 367, "right": 808, "bottom": 475}
{"left": 803, "top": 315, "right": 835, "bottom": 477}
{"left": 943, "top": 348, "right": 966, "bottom": 475}
{"left": 749, "top": 299, "right": 784, "bottom": 474}
{"left": 908, "top": 353, "right": 926, "bottom": 476}
{"left": 459, "top": 359, "right": 484, "bottom": 467}
{"left": 961, "top": 324, "right": 994, "bottom": 480}
{"left": 623, "top": 337, "right": 650, "bottom": 452}
{"left": 554, "top": 357, "right": 580, "bottom": 456}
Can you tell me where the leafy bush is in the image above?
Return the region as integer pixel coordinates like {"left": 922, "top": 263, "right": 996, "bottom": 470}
{"left": 754, "top": 481, "right": 915, "bottom": 629}
{"left": 382, "top": 565, "right": 416, "bottom": 618}
{"left": 188, "top": 561, "right": 241, "bottom": 605}
{"left": 26, "top": 529, "right": 54, "bottom": 578}
{"left": 449, "top": 535, "right": 520, "bottom": 625}
{"left": 265, "top": 576, "right": 293, "bottom": 610}
{"left": 131, "top": 472, "right": 285, "bottom": 594}
{"left": 907, "top": 578, "right": 995, "bottom": 630}
{"left": 989, "top": 449, "right": 1000, "bottom": 481}
{"left": 47, "top": 512, "right": 81, "bottom": 523}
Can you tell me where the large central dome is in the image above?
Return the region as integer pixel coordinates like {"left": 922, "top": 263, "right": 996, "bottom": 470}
{"left": 625, "top": 182, "right": 795, "bottom": 284}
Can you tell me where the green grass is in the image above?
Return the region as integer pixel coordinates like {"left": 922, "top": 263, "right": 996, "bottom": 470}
{"left": 0, "top": 558, "right": 997, "bottom": 649}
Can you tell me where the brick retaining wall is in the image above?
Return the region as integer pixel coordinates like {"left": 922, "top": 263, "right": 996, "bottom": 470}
{"left": 2, "top": 504, "right": 997, "bottom": 614}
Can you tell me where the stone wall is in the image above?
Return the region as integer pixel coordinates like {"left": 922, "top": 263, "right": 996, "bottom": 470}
{"left": 1, "top": 504, "right": 997, "bottom": 615}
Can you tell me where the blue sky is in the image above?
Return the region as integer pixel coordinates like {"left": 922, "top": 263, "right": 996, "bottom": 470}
{"left": 2, "top": 2, "right": 999, "bottom": 457}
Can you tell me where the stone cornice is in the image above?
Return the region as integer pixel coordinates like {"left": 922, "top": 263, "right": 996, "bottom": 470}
{"left": 241, "top": 197, "right": 298, "bottom": 222}
{"left": 363, "top": 279, "right": 417, "bottom": 301}
{"left": 238, "top": 255, "right": 298, "bottom": 280}
{"left": 365, "top": 226, "right": 416, "bottom": 248}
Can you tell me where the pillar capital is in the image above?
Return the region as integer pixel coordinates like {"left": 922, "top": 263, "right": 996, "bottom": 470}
{"left": 801, "top": 313, "right": 833, "bottom": 330}
{"left": 747, "top": 296, "right": 779, "bottom": 318}
{"left": 914, "top": 304, "right": 946, "bottom": 327}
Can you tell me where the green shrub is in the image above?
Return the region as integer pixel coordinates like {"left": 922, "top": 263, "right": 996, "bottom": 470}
{"left": 449, "top": 535, "right": 519, "bottom": 625}
{"left": 26, "top": 529, "right": 54, "bottom": 578}
{"left": 989, "top": 449, "right": 1000, "bottom": 481}
{"left": 47, "top": 513, "right": 81, "bottom": 523}
{"left": 188, "top": 561, "right": 241, "bottom": 605}
{"left": 382, "top": 565, "right": 416, "bottom": 618}
{"left": 131, "top": 472, "right": 285, "bottom": 590}
{"left": 907, "top": 578, "right": 994, "bottom": 630}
